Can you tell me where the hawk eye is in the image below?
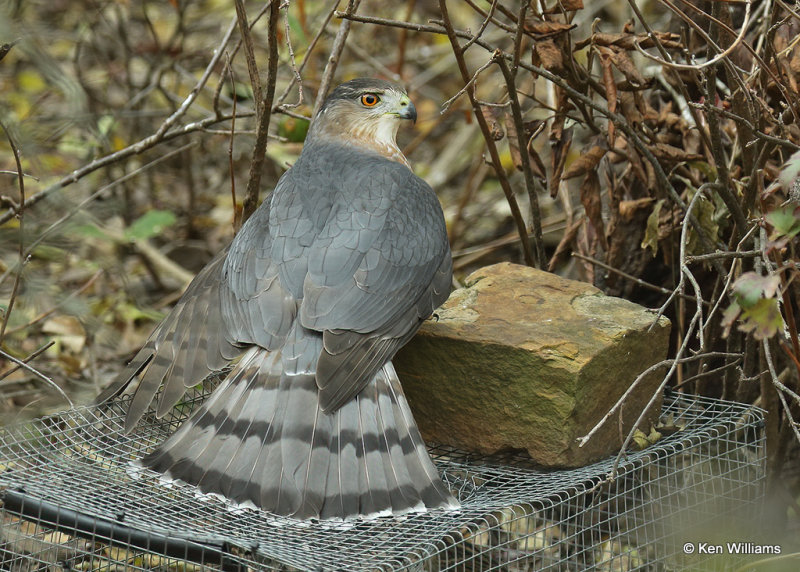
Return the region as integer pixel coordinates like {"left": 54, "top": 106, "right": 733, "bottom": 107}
{"left": 360, "top": 93, "right": 380, "bottom": 107}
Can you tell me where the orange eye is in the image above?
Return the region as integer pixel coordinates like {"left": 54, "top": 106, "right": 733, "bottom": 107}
{"left": 360, "top": 93, "right": 380, "bottom": 107}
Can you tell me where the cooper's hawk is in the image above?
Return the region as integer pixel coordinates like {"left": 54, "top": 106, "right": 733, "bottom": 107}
{"left": 98, "top": 78, "right": 458, "bottom": 520}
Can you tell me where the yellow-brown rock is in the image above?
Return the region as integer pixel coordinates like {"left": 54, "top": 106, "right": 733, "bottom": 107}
{"left": 394, "top": 262, "right": 670, "bottom": 468}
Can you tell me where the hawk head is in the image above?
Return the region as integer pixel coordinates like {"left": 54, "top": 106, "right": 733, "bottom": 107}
{"left": 309, "top": 78, "right": 417, "bottom": 164}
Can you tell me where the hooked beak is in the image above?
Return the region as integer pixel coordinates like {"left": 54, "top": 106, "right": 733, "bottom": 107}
{"left": 398, "top": 98, "right": 417, "bottom": 124}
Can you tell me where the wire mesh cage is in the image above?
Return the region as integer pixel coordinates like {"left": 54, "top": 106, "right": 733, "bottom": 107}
{"left": 0, "top": 389, "right": 765, "bottom": 572}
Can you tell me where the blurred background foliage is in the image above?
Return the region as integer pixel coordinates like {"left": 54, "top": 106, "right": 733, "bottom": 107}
{"left": 2, "top": 0, "right": 800, "bottom": 537}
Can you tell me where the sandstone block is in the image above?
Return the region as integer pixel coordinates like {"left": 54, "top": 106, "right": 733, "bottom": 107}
{"left": 394, "top": 262, "right": 670, "bottom": 468}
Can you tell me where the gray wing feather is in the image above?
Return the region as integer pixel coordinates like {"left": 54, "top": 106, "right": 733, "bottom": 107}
{"left": 279, "top": 151, "right": 450, "bottom": 412}
{"left": 102, "top": 196, "right": 297, "bottom": 431}
{"left": 97, "top": 251, "right": 243, "bottom": 431}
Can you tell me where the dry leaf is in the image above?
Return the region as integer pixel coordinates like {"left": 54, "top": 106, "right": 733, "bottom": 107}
{"left": 505, "top": 115, "right": 547, "bottom": 183}
{"left": 619, "top": 197, "right": 655, "bottom": 221}
{"left": 543, "top": 0, "right": 584, "bottom": 13}
{"left": 532, "top": 39, "right": 564, "bottom": 73}
{"left": 597, "top": 47, "right": 617, "bottom": 144}
{"left": 580, "top": 170, "right": 608, "bottom": 250}
{"left": 524, "top": 21, "right": 575, "bottom": 38}
{"left": 650, "top": 142, "right": 703, "bottom": 163}
{"left": 563, "top": 144, "right": 607, "bottom": 180}
{"left": 526, "top": 139, "right": 548, "bottom": 182}
{"left": 626, "top": 139, "right": 649, "bottom": 184}
{"left": 608, "top": 47, "right": 648, "bottom": 87}
{"left": 550, "top": 126, "right": 573, "bottom": 198}
{"left": 548, "top": 216, "right": 584, "bottom": 272}
{"left": 481, "top": 105, "right": 505, "bottom": 141}
{"left": 576, "top": 32, "right": 682, "bottom": 51}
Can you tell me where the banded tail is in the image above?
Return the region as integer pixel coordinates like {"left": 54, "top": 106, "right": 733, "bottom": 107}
{"left": 142, "top": 344, "right": 458, "bottom": 520}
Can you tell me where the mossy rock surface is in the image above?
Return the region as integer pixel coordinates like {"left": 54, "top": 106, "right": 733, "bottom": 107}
{"left": 394, "top": 262, "right": 670, "bottom": 468}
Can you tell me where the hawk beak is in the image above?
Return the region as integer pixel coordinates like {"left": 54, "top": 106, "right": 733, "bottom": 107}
{"left": 398, "top": 99, "right": 417, "bottom": 124}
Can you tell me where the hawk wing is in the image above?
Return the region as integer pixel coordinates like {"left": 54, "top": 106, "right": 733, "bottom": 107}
{"left": 270, "top": 142, "right": 451, "bottom": 412}
{"left": 100, "top": 199, "right": 298, "bottom": 431}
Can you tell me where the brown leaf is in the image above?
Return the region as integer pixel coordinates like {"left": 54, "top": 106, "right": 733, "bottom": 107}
{"left": 524, "top": 21, "right": 575, "bottom": 38}
{"left": 550, "top": 88, "right": 568, "bottom": 142}
{"left": 619, "top": 197, "right": 655, "bottom": 221}
{"left": 505, "top": 114, "right": 523, "bottom": 171}
{"left": 597, "top": 47, "right": 617, "bottom": 144}
{"left": 506, "top": 115, "right": 548, "bottom": 185}
{"left": 481, "top": 105, "right": 505, "bottom": 141}
{"left": 607, "top": 47, "right": 647, "bottom": 87}
{"left": 547, "top": 216, "right": 585, "bottom": 272}
{"left": 580, "top": 170, "right": 608, "bottom": 249}
{"left": 516, "top": 120, "right": 548, "bottom": 181}
{"left": 532, "top": 39, "right": 564, "bottom": 73}
{"left": 550, "top": 126, "right": 573, "bottom": 198}
{"left": 526, "top": 139, "right": 548, "bottom": 182}
{"left": 543, "top": 0, "right": 584, "bottom": 13}
{"left": 575, "top": 32, "right": 682, "bottom": 51}
{"left": 650, "top": 142, "right": 703, "bottom": 163}
{"left": 626, "top": 138, "right": 648, "bottom": 184}
{"left": 563, "top": 144, "right": 607, "bottom": 180}
{"left": 616, "top": 93, "right": 645, "bottom": 136}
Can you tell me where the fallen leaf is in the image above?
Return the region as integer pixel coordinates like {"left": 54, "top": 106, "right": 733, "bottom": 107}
{"left": 548, "top": 216, "right": 584, "bottom": 272}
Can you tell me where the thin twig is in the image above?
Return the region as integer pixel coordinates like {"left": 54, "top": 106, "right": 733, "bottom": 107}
{"left": 0, "top": 18, "right": 241, "bottom": 226}
{"left": 494, "top": 51, "right": 545, "bottom": 268}
{"left": 315, "top": 0, "right": 362, "bottom": 115}
{"left": 0, "top": 342, "right": 55, "bottom": 386}
{"left": 276, "top": 0, "right": 340, "bottom": 109}
{"left": 240, "top": 0, "right": 280, "bottom": 224}
{"left": 438, "top": 0, "right": 535, "bottom": 267}
{"left": 0, "top": 119, "right": 26, "bottom": 346}
{"left": 234, "top": 0, "right": 264, "bottom": 109}
{"left": 571, "top": 253, "right": 704, "bottom": 304}
{"left": 5, "top": 271, "right": 103, "bottom": 337}
{"left": 0, "top": 348, "right": 73, "bottom": 408}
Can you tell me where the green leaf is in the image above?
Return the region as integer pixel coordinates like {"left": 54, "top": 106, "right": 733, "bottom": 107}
{"left": 731, "top": 272, "right": 780, "bottom": 308}
{"left": 97, "top": 115, "right": 116, "bottom": 137}
{"left": 778, "top": 149, "right": 800, "bottom": 194}
{"left": 74, "top": 223, "right": 110, "bottom": 240}
{"left": 686, "top": 193, "right": 719, "bottom": 256}
{"left": 124, "top": 210, "right": 176, "bottom": 241}
{"left": 721, "top": 301, "right": 741, "bottom": 338}
{"left": 641, "top": 199, "right": 664, "bottom": 257}
{"left": 738, "top": 298, "right": 784, "bottom": 340}
{"left": 277, "top": 115, "right": 310, "bottom": 143}
{"left": 287, "top": 11, "right": 308, "bottom": 43}
{"left": 765, "top": 205, "right": 800, "bottom": 240}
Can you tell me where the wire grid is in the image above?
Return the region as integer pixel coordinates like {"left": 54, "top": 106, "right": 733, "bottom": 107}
{"left": 0, "top": 390, "right": 765, "bottom": 572}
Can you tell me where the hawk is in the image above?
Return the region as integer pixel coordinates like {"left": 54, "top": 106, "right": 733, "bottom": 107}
{"left": 98, "top": 78, "right": 458, "bottom": 520}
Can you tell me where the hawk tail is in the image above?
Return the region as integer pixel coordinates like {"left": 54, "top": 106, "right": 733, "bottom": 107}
{"left": 141, "top": 347, "right": 458, "bottom": 520}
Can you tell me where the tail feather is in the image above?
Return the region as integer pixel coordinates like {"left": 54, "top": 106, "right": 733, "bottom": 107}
{"left": 141, "top": 343, "right": 458, "bottom": 520}
{"left": 355, "top": 387, "right": 392, "bottom": 516}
